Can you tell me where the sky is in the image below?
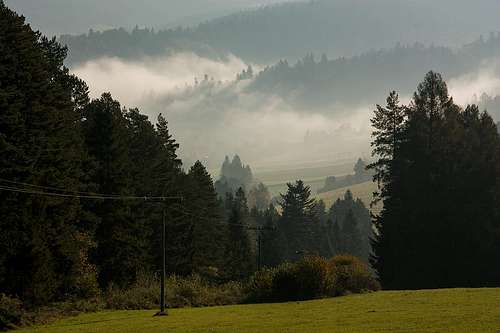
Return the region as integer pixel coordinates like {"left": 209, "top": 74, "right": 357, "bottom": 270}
{"left": 5, "top": 0, "right": 288, "bottom": 36}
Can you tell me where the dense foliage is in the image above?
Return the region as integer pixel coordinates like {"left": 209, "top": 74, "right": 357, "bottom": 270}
{"left": 369, "top": 72, "right": 500, "bottom": 289}
{"left": 4, "top": 2, "right": 500, "bottom": 327}
{"left": 254, "top": 182, "right": 373, "bottom": 266}
{"left": 0, "top": 4, "right": 375, "bottom": 316}
{"left": 247, "top": 255, "right": 379, "bottom": 303}
{"left": 0, "top": 3, "right": 236, "bottom": 308}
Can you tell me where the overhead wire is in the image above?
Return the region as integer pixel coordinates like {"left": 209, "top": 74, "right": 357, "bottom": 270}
{"left": 0, "top": 181, "right": 182, "bottom": 201}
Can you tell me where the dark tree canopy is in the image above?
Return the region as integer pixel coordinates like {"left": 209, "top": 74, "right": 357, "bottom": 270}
{"left": 370, "top": 72, "right": 500, "bottom": 289}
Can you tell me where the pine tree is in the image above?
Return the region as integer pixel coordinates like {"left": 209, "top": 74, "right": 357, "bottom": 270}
{"left": 215, "top": 154, "right": 254, "bottom": 197}
{"left": 371, "top": 72, "right": 500, "bottom": 289}
{"left": 279, "top": 180, "right": 317, "bottom": 260}
{"left": 367, "top": 91, "right": 406, "bottom": 203}
{"left": 340, "top": 209, "right": 363, "bottom": 259}
{"left": 353, "top": 158, "right": 368, "bottom": 182}
{"left": 367, "top": 90, "right": 408, "bottom": 288}
{"left": 261, "top": 204, "right": 285, "bottom": 267}
{"left": 184, "top": 161, "right": 226, "bottom": 278}
{"left": 82, "top": 94, "right": 140, "bottom": 287}
{"left": 156, "top": 113, "right": 181, "bottom": 170}
{"left": 328, "top": 191, "right": 372, "bottom": 261}
{"left": 225, "top": 188, "right": 254, "bottom": 280}
{"left": 0, "top": 2, "right": 97, "bottom": 304}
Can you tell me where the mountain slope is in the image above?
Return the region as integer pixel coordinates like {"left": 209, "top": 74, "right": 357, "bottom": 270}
{"left": 58, "top": 0, "right": 500, "bottom": 65}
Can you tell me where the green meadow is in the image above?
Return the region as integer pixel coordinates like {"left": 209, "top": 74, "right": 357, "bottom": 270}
{"left": 17, "top": 288, "right": 500, "bottom": 333}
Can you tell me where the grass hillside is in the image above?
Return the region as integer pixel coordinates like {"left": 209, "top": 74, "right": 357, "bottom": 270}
{"left": 316, "top": 181, "right": 378, "bottom": 211}
{"left": 16, "top": 288, "right": 500, "bottom": 333}
{"left": 253, "top": 160, "right": 355, "bottom": 196}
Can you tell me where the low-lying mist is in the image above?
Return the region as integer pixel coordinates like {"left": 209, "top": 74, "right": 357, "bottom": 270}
{"left": 72, "top": 52, "right": 500, "bottom": 169}
{"left": 73, "top": 52, "right": 373, "bottom": 168}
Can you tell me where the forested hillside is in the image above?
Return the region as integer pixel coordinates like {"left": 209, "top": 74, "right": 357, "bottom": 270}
{"left": 0, "top": 2, "right": 375, "bottom": 310}
{"left": 248, "top": 38, "right": 500, "bottom": 114}
{"left": 5, "top": 0, "right": 283, "bottom": 36}
{"left": 2, "top": 2, "right": 500, "bottom": 330}
{"left": 59, "top": 0, "right": 500, "bottom": 65}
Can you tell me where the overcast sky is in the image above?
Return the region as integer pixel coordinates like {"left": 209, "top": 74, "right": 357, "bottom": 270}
{"left": 6, "top": 0, "right": 288, "bottom": 36}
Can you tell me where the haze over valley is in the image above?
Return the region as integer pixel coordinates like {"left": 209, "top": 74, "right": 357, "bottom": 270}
{"left": 55, "top": 0, "right": 500, "bottom": 168}
{"left": 3, "top": 2, "right": 500, "bottom": 331}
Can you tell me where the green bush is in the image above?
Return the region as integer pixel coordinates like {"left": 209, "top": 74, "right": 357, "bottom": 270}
{"left": 247, "top": 255, "right": 379, "bottom": 303}
{"left": 271, "top": 256, "right": 331, "bottom": 301}
{"left": 271, "top": 263, "right": 301, "bottom": 301}
{"left": 328, "top": 255, "right": 380, "bottom": 295}
{"left": 295, "top": 256, "right": 331, "bottom": 299}
{"left": 246, "top": 268, "right": 275, "bottom": 302}
{"left": 0, "top": 294, "right": 24, "bottom": 331}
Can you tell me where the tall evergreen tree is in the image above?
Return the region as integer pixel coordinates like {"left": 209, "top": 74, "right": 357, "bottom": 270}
{"left": 183, "top": 161, "right": 226, "bottom": 278}
{"left": 82, "top": 94, "right": 142, "bottom": 287}
{"left": 328, "top": 191, "right": 372, "bottom": 261}
{"left": 215, "top": 154, "right": 254, "bottom": 197}
{"left": 340, "top": 209, "right": 364, "bottom": 259}
{"left": 0, "top": 2, "right": 97, "bottom": 304}
{"left": 260, "top": 204, "right": 285, "bottom": 268}
{"left": 371, "top": 72, "right": 500, "bottom": 289}
{"left": 279, "top": 180, "right": 317, "bottom": 260}
{"left": 225, "top": 188, "right": 254, "bottom": 280}
{"left": 156, "top": 113, "right": 181, "bottom": 170}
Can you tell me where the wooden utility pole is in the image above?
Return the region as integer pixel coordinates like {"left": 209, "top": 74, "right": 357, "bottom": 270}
{"left": 247, "top": 225, "right": 275, "bottom": 271}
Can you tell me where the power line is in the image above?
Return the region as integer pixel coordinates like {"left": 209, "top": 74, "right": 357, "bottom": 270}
{"left": 0, "top": 178, "right": 121, "bottom": 197}
{"left": 0, "top": 184, "right": 182, "bottom": 201}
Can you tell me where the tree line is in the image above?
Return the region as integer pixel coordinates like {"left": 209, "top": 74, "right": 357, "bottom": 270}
{"left": 3, "top": 1, "right": 500, "bottom": 311}
{"left": 247, "top": 39, "right": 500, "bottom": 115}
{"left": 59, "top": 0, "right": 500, "bottom": 65}
{"left": 0, "top": 3, "right": 374, "bottom": 308}
{"left": 369, "top": 71, "right": 500, "bottom": 289}
{"left": 0, "top": 3, "right": 237, "bottom": 306}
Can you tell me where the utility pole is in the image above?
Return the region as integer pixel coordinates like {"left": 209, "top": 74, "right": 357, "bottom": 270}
{"left": 159, "top": 207, "right": 167, "bottom": 316}
{"left": 247, "top": 225, "right": 275, "bottom": 271}
{"left": 257, "top": 231, "right": 262, "bottom": 271}
{"left": 151, "top": 197, "right": 182, "bottom": 317}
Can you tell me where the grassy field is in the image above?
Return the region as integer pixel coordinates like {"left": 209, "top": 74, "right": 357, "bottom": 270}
{"left": 253, "top": 160, "right": 355, "bottom": 196}
{"left": 17, "top": 288, "right": 500, "bottom": 333}
{"left": 316, "top": 180, "right": 378, "bottom": 211}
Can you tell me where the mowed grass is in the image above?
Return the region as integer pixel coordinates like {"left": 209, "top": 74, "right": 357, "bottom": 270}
{"left": 17, "top": 288, "right": 500, "bottom": 333}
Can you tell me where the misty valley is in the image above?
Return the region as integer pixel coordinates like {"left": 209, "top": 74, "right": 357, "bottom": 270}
{"left": 1, "top": 1, "right": 500, "bottom": 332}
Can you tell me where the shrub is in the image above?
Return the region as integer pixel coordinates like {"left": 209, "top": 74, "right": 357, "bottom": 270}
{"left": 247, "top": 255, "right": 379, "bottom": 303}
{"left": 295, "top": 256, "right": 331, "bottom": 299}
{"left": 246, "top": 268, "right": 275, "bottom": 302}
{"left": 328, "top": 255, "right": 380, "bottom": 295}
{"left": 104, "top": 273, "right": 245, "bottom": 310}
{"left": 271, "top": 263, "right": 301, "bottom": 301}
{"left": 0, "top": 294, "right": 24, "bottom": 331}
{"left": 271, "top": 257, "right": 331, "bottom": 301}
{"left": 167, "top": 275, "right": 244, "bottom": 308}
{"left": 104, "top": 272, "right": 159, "bottom": 310}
